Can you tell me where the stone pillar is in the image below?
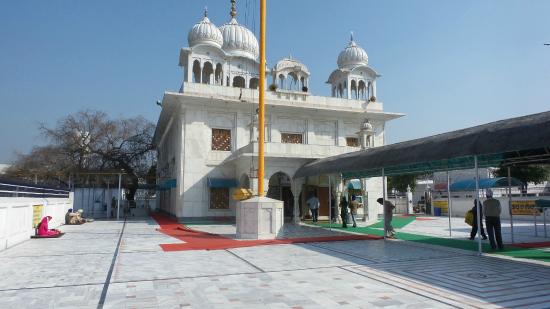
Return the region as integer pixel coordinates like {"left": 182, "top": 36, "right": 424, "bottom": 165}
{"left": 334, "top": 174, "right": 343, "bottom": 223}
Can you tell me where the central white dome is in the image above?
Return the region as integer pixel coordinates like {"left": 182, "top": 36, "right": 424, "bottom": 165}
{"left": 219, "top": 18, "right": 259, "bottom": 61}
{"left": 337, "top": 38, "right": 369, "bottom": 69}
{"left": 188, "top": 13, "right": 223, "bottom": 49}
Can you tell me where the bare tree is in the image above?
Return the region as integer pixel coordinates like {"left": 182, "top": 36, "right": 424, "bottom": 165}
{"left": 7, "top": 110, "right": 156, "bottom": 200}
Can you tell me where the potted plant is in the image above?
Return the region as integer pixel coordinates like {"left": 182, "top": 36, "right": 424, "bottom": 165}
{"left": 369, "top": 96, "right": 376, "bottom": 102}
{"left": 302, "top": 86, "right": 308, "bottom": 92}
{"left": 269, "top": 84, "right": 277, "bottom": 91}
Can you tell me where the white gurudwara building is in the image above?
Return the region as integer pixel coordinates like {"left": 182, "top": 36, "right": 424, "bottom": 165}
{"left": 153, "top": 0, "right": 403, "bottom": 222}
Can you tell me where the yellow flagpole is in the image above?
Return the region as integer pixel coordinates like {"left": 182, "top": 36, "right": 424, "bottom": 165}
{"left": 258, "top": 0, "right": 266, "bottom": 196}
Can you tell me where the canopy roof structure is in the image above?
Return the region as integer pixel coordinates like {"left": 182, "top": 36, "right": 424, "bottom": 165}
{"left": 295, "top": 111, "right": 550, "bottom": 179}
{"left": 449, "top": 177, "right": 524, "bottom": 191}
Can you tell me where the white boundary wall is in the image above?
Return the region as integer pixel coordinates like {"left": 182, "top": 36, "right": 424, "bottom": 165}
{"left": 0, "top": 194, "right": 73, "bottom": 251}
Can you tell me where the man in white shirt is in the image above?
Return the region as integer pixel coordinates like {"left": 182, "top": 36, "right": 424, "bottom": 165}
{"left": 306, "top": 193, "right": 320, "bottom": 223}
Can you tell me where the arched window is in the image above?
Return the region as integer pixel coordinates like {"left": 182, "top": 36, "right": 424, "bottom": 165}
{"left": 249, "top": 78, "right": 259, "bottom": 89}
{"left": 300, "top": 77, "right": 306, "bottom": 91}
{"left": 288, "top": 72, "right": 298, "bottom": 91}
{"left": 192, "top": 60, "right": 201, "bottom": 83}
{"left": 233, "top": 76, "right": 246, "bottom": 88}
{"left": 278, "top": 74, "right": 285, "bottom": 89}
{"left": 338, "top": 83, "right": 343, "bottom": 98}
{"left": 215, "top": 63, "right": 223, "bottom": 85}
{"left": 202, "top": 62, "right": 213, "bottom": 84}
{"left": 358, "top": 80, "right": 366, "bottom": 100}
{"left": 351, "top": 80, "right": 358, "bottom": 99}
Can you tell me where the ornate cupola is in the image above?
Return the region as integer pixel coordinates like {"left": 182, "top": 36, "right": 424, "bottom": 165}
{"left": 327, "top": 32, "right": 380, "bottom": 101}
{"left": 188, "top": 8, "right": 223, "bottom": 49}
{"left": 219, "top": 0, "right": 259, "bottom": 61}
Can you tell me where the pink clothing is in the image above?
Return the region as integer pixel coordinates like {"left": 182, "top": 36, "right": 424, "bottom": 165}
{"left": 37, "top": 216, "right": 59, "bottom": 236}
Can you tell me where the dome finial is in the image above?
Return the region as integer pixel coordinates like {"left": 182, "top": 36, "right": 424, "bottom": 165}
{"left": 230, "top": 0, "right": 237, "bottom": 18}
{"left": 350, "top": 31, "right": 354, "bottom": 42}
{"left": 204, "top": 6, "right": 208, "bottom": 17}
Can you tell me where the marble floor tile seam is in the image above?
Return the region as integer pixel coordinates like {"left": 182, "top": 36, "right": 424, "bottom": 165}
{"left": 108, "top": 263, "right": 377, "bottom": 286}
{"left": 109, "top": 271, "right": 263, "bottom": 285}
{"left": 304, "top": 243, "right": 380, "bottom": 264}
{"left": 0, "top": 251, "right": 116, "bottom": 259}
{"left": 0, "top": 281, "right": 108, "bottom": 293}
{"left": 337, "top": 266, "right": 483, "bottom": 309}
{"left": 224, "top": 249, "right": 265, "bottom": 272}
{"left": 307, "top": 242, "right": 463, "bottom": 261}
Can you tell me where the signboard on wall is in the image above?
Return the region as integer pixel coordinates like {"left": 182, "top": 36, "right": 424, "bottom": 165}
{"left": 433, "top": 200, "right": 448, "bottom": 212}
{"left": 511, "top": 200, "right": 540, "bottom": 216}
{"left": 32, "top": 205, "right": 43, "bottom": 228}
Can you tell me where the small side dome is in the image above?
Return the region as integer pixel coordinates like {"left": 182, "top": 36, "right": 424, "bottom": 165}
{"left": 188, "top": 9, "right": 223, "bottom": 49}
{"left": 274, "top": 57, "right": 310, "bottom": 76}
{"left": 219, "top": 18, "right": 259, "bottom": 60}
{"left": 219, "top": 0, "right": 259, "bottom": 60}
{"left": 337, "top": 33, "right": 369, "bottom": 69}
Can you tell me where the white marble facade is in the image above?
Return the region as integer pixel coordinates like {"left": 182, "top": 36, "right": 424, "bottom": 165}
{"left": 153, "top": 1, "right": 403, "bottom": 220}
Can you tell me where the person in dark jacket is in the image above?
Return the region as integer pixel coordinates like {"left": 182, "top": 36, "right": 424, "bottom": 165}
{"left": 470, "top": 199, "right": 488, "bottom": 240}
{"left": 340, "top": 197, "right": 349, "bottom": 228}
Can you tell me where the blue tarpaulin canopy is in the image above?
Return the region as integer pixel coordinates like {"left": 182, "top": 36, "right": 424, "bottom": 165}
{"left": 535, "top": 199, "right": 550, "bottom": 208}
{"left": 449, "top": 177, "right": 523, "bottom": 191}
{"left": 207, "top": 178, "right": 238, "bottom": 188}
{"left": 157, "top": 179, "right": 177, "bottom": 190}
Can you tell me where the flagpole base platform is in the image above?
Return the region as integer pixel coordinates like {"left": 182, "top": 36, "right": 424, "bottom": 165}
{"left": 236, "top": 196, "right": 284, "bottom": 240}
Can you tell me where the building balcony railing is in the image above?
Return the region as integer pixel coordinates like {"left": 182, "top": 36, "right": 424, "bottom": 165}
{"left": 225, "top": 141, "right": 360, "bottom": 162}
{"left": 180, "top": 82, "right": 383, "bottom": 112}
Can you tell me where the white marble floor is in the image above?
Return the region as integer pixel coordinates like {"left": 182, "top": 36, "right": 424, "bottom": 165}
{"left": 2, "top": 217, "right": 550, "bottom": 308}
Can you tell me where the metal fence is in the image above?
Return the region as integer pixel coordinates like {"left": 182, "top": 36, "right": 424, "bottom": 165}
{"left": 0, "top": 181, "right": 70, "bottom": 198}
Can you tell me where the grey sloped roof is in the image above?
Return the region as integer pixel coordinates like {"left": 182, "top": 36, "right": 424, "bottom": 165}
{"left": 294, "top": 110, "right": 550, "bottom": 179}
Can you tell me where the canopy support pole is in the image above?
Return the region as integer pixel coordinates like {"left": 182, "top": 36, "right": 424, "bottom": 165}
{"left": 382, "top": 168, "right": 386, "bottom": 239}
{"left": 535, "top": 208, "right": 538, "bottom": 237}
{"left": 475, "top": 156, "right": 482, "bottom": 256}
{"left": 508, "top": 167, "right": 514, "bottom": 243}
{"left": 117, "top": 172, "right": 122, "bottom": 220}
{"left": 447, "top": 170, "right": 452, "bottom": 238}
{"left": 329, "top": 175, "right": 332, "bottom": 231}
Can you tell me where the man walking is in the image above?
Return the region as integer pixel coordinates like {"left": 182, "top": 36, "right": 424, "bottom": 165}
{"left": 349, "top": 195, "right": 361, "bottom": 227}
{"left": 483, "top": 189, "right": 504, "bottom": 250}
{"left": 377, "top": 198, "right": 396, "bottom": 238}
{"left": 306, "top": 192, "right": 320, "bottom": 223}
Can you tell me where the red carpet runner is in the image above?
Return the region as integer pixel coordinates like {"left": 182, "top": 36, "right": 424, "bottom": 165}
{"left": 150, "top": 213, "right": 382, "bottom": 251}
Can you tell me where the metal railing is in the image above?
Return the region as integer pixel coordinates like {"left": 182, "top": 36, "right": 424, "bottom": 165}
{"left": 0, "top": 181, "right": 70, "bottom": 198}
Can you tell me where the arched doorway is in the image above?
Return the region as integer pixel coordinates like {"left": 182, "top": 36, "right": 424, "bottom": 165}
{"left": 267, "top": 172, "right": 294, "bottom": 221}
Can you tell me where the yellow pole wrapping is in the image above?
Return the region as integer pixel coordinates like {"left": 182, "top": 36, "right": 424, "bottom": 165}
{"left": 258, "top": 0, "right": 266, "bottom": 196}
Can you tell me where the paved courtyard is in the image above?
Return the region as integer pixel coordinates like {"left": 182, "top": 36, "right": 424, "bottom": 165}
{"left": 2, "top": 218, "right": 550, "bottom": 308}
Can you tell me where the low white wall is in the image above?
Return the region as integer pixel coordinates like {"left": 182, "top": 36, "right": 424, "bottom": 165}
{"left": 434, "top": 196, "right": 550, "bottom": 221}
{"left": 0, "top": 194, "right": 73, "bottom": 251}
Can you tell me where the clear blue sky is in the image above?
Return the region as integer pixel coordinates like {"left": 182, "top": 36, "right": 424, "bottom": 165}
{"left": 1, "top": 0, "right": 549, "bottom": 163}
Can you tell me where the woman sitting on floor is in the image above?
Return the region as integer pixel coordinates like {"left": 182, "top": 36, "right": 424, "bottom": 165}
{"left": 37, "top": 216, "right": 61, "bottom": 236}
